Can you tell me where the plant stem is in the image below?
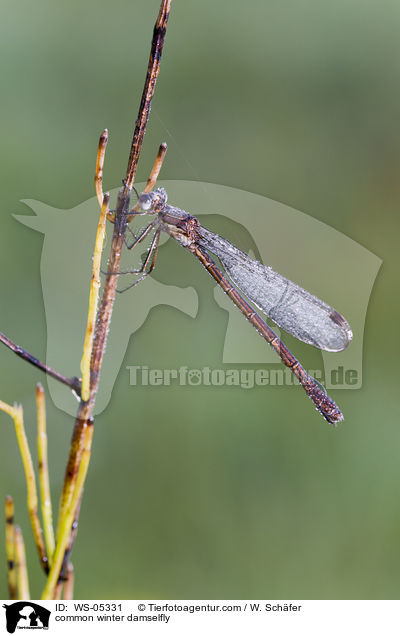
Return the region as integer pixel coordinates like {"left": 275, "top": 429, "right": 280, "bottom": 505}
{"left": 47, "top": 0, "right": 173, "bottom": 594}
{"left": 0, "top": 331, "right": 81, "bottom": 396}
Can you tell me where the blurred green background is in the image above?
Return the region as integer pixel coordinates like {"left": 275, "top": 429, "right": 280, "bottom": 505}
{"left": 0, "top": 0, "right": 398, "bottom": 599}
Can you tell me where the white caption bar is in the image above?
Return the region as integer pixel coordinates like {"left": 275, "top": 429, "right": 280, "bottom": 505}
{"left": 1, "top": 599, "right": 398, "bottom": 635}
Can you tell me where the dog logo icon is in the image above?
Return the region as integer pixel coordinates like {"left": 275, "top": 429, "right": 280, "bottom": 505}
{"left": 2, "top": 602, "right": 51, "bottom": 633}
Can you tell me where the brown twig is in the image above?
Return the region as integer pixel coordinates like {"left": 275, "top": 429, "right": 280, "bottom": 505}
{"left": 0, "top": 331, "right": 81, "bottom": 397}
{"left": 5, "top": 496, "right": 17, "bottom": 600}
{"left": 47, "top": 0, "right": 173, "bottom": 594}
{"left": 125, "top": 1, "right": 172, "bottom": 191}
{"left": 62, "top": 562, "right": 74, "bottom": 599}
{"left": 94, "top": 129, "right": 108, "bottom": 207}
{"left": 144, "top": 142, "right": 168, "bottom": 193}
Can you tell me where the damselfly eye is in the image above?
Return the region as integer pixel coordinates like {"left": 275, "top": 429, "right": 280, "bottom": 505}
{"left": 138, "top": 193, "right": 153, "bottom": 211}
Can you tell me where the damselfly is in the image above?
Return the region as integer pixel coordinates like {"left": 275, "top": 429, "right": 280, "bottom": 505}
{"left": 103, "top": 143, "right": 352, "bottom": 425}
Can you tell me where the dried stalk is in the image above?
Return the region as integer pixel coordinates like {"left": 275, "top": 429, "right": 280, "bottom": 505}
{"left": 42, "top": 420, "right": 94, "bottom": 599}
{"left": 62, "top": 562, "right": 74, "bottom": 599}
{"left": 44, "top": 0, "right": 173, "bottom": 596}
{"left": 5, "top": 496, "right": 17, "bottom": 600}
{"left": 0, "top": 331, "right": 81, "bottom": 396}
{"left": 80, "top": 192, "right": 110, "bottom": 401}
{"left": 36, "top": 383, "right": 55, "bottom": 564}
{"left": 0, "top": 0, "right": 172, "bottom": 599}
{"left": 15, "top": 526, "right": 29, "bottom": 599}
{"left": 94, "top": 129, "right": 108, "bottom": 207}
{"left": 0, "top": 400, "right": 48, "bottom": 573}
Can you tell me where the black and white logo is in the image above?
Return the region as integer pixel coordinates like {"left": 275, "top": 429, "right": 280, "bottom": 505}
{"left": 2, "top": 602, "right": 50, "bottom": 633}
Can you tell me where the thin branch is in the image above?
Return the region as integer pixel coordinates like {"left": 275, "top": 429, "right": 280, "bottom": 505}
{"left": 94, "top": 129, "right": 108, "bottom": 207}
{"left": 62, "top": 562, "right": 74, "bottom": 600}
{"left": 0, "top": 400, "right": 48, "bottom": 573}
{"left": 58, "top": 491, "right": 82, "bottom": 582}
{"left": 144, "top": 142, "right": 168, "bottom": 193}
{"left": 54, "top": 582, "right": 63, "bottom": 600}
{"left": 42, "top": 419, "right": 93, "bottom": 600}
{"left": 0, "top": 331, "right": 81, "bottom": 397}
{"left": 80, "top": 192, "right": 109, "bottom": 401}
{"left": 53, "top": 0, "right": 173, "bottom": 588}
{"left": 125, "top": 0, "right": 172, "bottom": 190}
{"left": 15, "top": 526, "right": 30, "bottom": 600}
{"left": 92, "top": 0, "right": 172, "bottom": 391}
{"left": 5, "top": 495, "right": 17, "bottom": 600}
{"left": 36, "top": 383, "right": 55, "bottom": 564}
{"left": 125, "top": 142, "right": 168, "bottom": 222}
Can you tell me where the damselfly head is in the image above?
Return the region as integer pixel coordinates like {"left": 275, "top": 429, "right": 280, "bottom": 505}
{"left": 137, "top": 187, "right": 167, "bottom": 213}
